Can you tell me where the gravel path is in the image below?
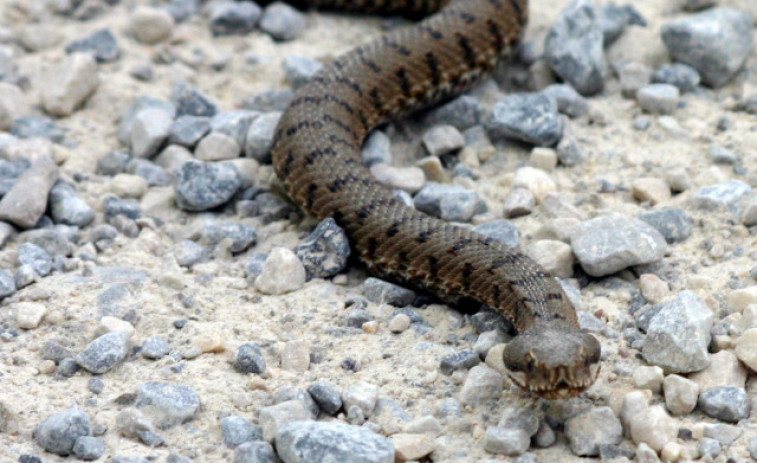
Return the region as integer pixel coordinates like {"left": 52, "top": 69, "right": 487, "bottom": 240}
{"left": 1, "top": 0, "right": 757, "bottom": 462}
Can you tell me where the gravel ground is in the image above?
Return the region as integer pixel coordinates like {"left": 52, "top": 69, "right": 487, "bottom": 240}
{"left": 1, "top": 0, "right": 757, "bottom": 462}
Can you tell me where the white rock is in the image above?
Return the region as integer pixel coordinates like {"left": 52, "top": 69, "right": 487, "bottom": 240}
{"left": 388, "top": 313, "right": 411, "bottom": 333}
{"left": 281, "top": 339, "right": 309, "bottom": 373}
{"left": 632, "top": 177, "right": 671, "bottom": 205}
{"left": 195, "top": 132, "right": 241, "bottom": 161}
{"left": 459, "top": 365, "right": 503, "bottom": 406}
{"left": 511, "top": 166, "right": 555, "bottom": 202}
{"left": 41, "top": 53, "right": 99, "bottom": 117}
{"left": 688, "top": 350, "right": 747, "bottom": 390}
{"left": 15, "top": 302, "right": 46, "bottom": 329}
{"left": 726, "top": 286, "right": 757, "bottom": 313}
{"left": 0, "top": 83, "right": 30, "bottom": 130}
{"left": 370, "top": 164, "right": 425, "bottom": 194}
{"left": 633, "top": 365, "right": 664, "bottom": 393}
{"left": 527, "top": 239, "right": 574, "bottom": 278}
{"left": 629, "top": 405, "right": 677, "bottom": 452}
{"left": 254, "top": 247, "right": 306, "bottom": 295}
{"left": 341, "top": 381, "right": 380, "bottom": 417}
{"left": 734, "top": 328, "right": 757, "bottom": 372}
{"left": 130, "top": 6, "right": 175, "bottom": 44}
{"left": 662, "top": 374, "right": 699, "bottom": 416}
{"left": 110, "top": 174, "right": 149, "bottom": 198}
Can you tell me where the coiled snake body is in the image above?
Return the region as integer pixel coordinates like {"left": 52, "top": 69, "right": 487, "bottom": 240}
{"left": 272, "top": 0, "right": 600, "bottom": 399}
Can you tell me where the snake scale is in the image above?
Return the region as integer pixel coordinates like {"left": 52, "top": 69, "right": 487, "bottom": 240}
{"left": 271, "top": 0, "right": 601, "bottom": 399}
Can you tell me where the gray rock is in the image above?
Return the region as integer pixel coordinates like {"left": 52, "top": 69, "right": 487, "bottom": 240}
{"left": 489, "top": 92, "right": 564, "bottom": 146}
{"left": 440, "top": 349, "right": 481, "bottom": 375}
{"left": 0, "top": 155, "right": 58, "bottom": 228}
{"left": 66, "top": 28, "right": 119, "bottom": 63}
{"left": 275, "top": 421, "right": 394, "bottom": 463}
{"left": 90, "top": 224, "right": 118, "bottom": 251}
{"left": 42, "top": 339, "right": 76, "bottom": 363}
{"left": 422, "top": 95, "right": 484, "bottom": 131}
{"left": 244, "top": 252, "right": 268, "bottom": 280}
{"left": 103, "top": 194, "right": 140, "bottom": 219}
{"left": 141, "top": 336, "right": 170, "bottom": 360}
{"left": 173, "top": 240, "right": 206, "bottom": 267}
{"left": 637, "top": 208, "right": 693, "bottom": 243}
{"left": 96, "top": 283, "right": 139, "bottom": 320}
{"left": 636, "top": 84, "right": 679, "bottom": 114}
{"left": 564, "top": 407, "right": 622, "bottom": 456}
{"left": 260, "top": 2, "right": 306, "bottom": 41}
{"left": 49, "top": 183, "right": 95, "bottom": 227}
{"left": 17, "top": 242, "right": 51, "bottom": 276}
{"left": 244, "top": 111, "right": 281, "bottom": 163}
{"left": 130, "top": 108, "right": 173, "bottom": 158}
{"left": 221, "top": 415, "right": 262, "bottom": 448}
{"left": 307, "top": 380, "right": 342, "bottom": 415}
{"left": 483, "top": 426, "right": 530, "bottom": 456}
{"left": 243, "top": 88, "right": 294, "bottom": 112}
{"left": 597, "top": 2, "right": 646, "bottom": 45}
{"left": 362, "top": 277, "right": 415, "bottom": 307}
{"left": 661, "top": 8, "right": 753, "bottom": 87}
{"left": 211, "top": 110, "right": 259, "bottom": 148}
{"left": 544, "top": 0, "right": 607, "bottom": 95}
{"left": 652, "top": 63, "right": 701, "bottom": 93}
{"left": 33, "top": 408, "right": 91, "bottom": 456}
{"left": 210, "top": 1, "right": 261, "bottom": 36}
{"left": 361, "top": 130, "right": 391, "bottom": 167}
{"left": 690, "top": 180, "right": 752, "bottom": 214}
{"left": 618, "top": 62, "right": 652, "bottom": 99}
{"left": 164, "top": 0, "right": 200, "bottom": 22}
{"left": 174, "top": 160, "right": 241, "bottom": 211}
{"left": 699, "top": 437, "right": 721, "bottom": 460}
{"left": 708, "top": 144, "right": 737, "bottom": 164}
{"left": 75, "top": 331, "right": 131, "bottom": 374}
{"left": 199, "top": 221, "right": 257, "bottom": 253}
{"left": 118, "top": 96, "right": 176, "bottom": 146}
{"left": 10, "top": 115, "right": 65, "bottom": 143}
{"left": 571, "top": 213, "right": 667, "bottom": 277}
{"left": 473, "top": 220, "right": 520, "bottom": 248}
{"left": 698, "top": 386, "right": 751, "bottom": 423}
{"left": 499, "top": 407, "right": 539, "bottom": 436}
{"left": 282, "top": 55, "right": 322, "bottom": 89}
{"left": 72, "top": 435, "right": 105, "bottom": 461}
{"left": 14, "top": 264, "right": 38, "bottom": 289}
{"left": 294, "top": 218, "right": 350, "bottom": 279}
{"left": 127, "top": 158, "right": 170, "bottom": 186}
{"left": 414, "top": 182, "right": 486, "bottom": 221}
{"left": 135, "top": 382, "right": 201, "bottom": 429}
{"left": 422, "top": 125, "right": 465, "bottom": 156}
{"left": 96, "top": 150, "right": 131, "bottom": 175}
{"left": 233, "top": 343, "right": 266, "bottom": 375}
{"left": 111, "top": 456, "right": 150, "bottom": 463}
{"left": 541, "top": 84, "right": 589, "bottom": 118}
{"left": 171, "top": 81, "right": 218, "bottom": 118}
{"left": 642, "top": 290, "right": 713, "bottom": 373}
{"left": 169, "top": 115, "right": 210, "bottom": 147}
{"left": 234, "top": 441, "right": 278, "bottom": 463}
{"left": 20, "top": 228, "right": 74, "bottom": 257}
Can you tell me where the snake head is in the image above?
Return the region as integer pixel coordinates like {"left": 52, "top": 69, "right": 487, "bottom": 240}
{"left": 502, "top": 322, "right": 601, "bottom": 400}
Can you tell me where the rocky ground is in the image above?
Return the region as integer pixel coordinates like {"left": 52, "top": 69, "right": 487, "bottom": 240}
{"left": 1, "top": 0, "right": 757, "bottom": 462}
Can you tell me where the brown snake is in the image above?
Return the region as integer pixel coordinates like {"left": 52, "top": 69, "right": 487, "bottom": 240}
{"left": 271, "top": 0, "right": 601, "bottom": 399}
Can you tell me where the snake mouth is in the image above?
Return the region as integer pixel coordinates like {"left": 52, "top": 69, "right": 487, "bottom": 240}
{"left": 505, "top": 363, "right": 601, "bottom": 400}
{"left": 502, "top": 324, "right": 602, "bottom": 400}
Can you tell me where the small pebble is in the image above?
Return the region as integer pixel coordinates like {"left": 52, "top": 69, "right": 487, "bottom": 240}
{"left": 130, "top": 6, "right": 175, "bottom": 44}
{"left": 488, "top": 92, "right": 564, "bottom": 146}
{"left": 15, "top": 301, "right": 47, "bottom": 329}
{"left": 458, "top": 365, "right": 503, "bottom": 406}
{"left": 697, "top": 386, "right": 751, "bottom": 423}
{"left": 220, "top": 415, "right": 262, "bottom": 448}
{"left": 233, "top": 343, "right": 266, "bottom": 375}
{"left": 254, "top": 247, "right": 306, "bottom": 295}
{"left": 234, "top": 441, "right": 278, "bottom": 463}
{"left": 72, "top": 436, "right": 105, "bottom": 461}
{"left": 75, "top": 331, "right": 130, "bottom": 374}
{"left": 259, "top": 2, "right": 306, "bottom": 41}
{"left": 422, "top": 125, "right": 465, "bottom": 156}
{"left": 282, "top": 55, "right": 322, "bottom": 89}
{"left": 293, "top": 218, "right": 351, "bottom": 279}
{"left": 259, "top": 400, "right": 312, "bottom": 441}
{"left": 33, "top": 408, "right": 91, "bottom": 456}
{"left": 141, "top": 336, "right": 170, "bottom": 360}
{"left": 135, "top": 382, "right": 201, "bottom": 429}
{"left": 564, "top": 407, "right": 623, "bottom": 457}
{"left": 275, "top": 421, "right": 393, "bottom": 463}
{"left": 41, "top": 53, "right": 99, "bottom": 117}
{"left": 341, "top": 381, "right": 380, "bottom": 417}
{"left": 174, "top": 160, "right": 241, "bottom": 211}
{"left": 362, "top": 277, "right": 415, "bottom": 306}
{"left": 194, "top": 132, "right": 240, "bottom": 161}
{"left": 65, "top": 28, "right": 119, "bottom": 63}
{"left": 388, "top": 313, "right": 411, "bottom": 333}
{"left": 636, "top": 84, "right": 679, "bottom": 115}
{"left": 210, "top": 1, "right": 261, "bottom": 36}
{"left": 244, "top": 112, "right": 281, "bottom": 163}
{"left": 308, "top": 380, "right": 343, "bottom": 415}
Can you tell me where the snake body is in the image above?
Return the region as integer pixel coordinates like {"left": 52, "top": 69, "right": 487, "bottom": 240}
{"left": 272, "top": 0, "right": 600, "bottom": 399}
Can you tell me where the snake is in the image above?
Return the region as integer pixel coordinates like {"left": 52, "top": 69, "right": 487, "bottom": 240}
{"left": 271, "top": 0, "right": 601, "bottom": 399}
